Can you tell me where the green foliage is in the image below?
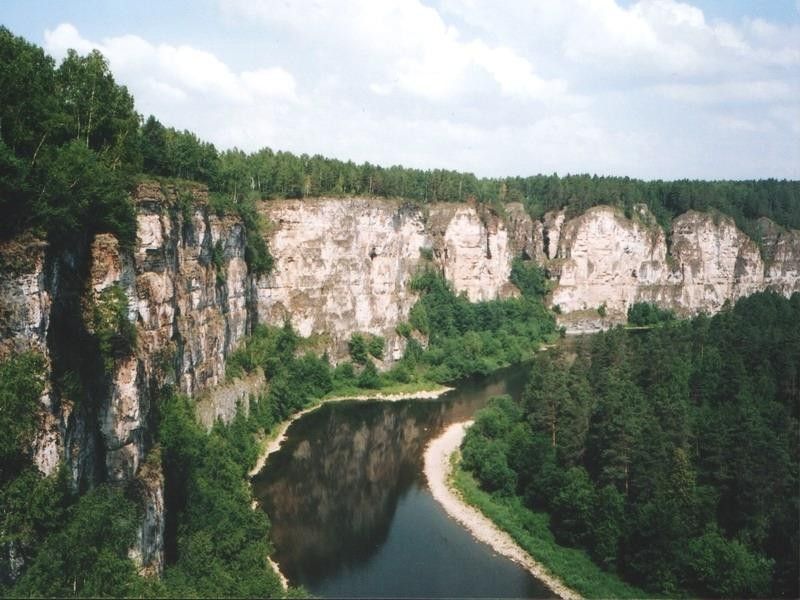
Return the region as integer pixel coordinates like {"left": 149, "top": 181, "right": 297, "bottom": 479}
{"left": 405, "top": 269, "right": 555, "bottom": 382}
{"left": 0, "top": 352, "right": 46, "bottom": 475}
{"left": 158, "top": 392, "right": 285, "bottom": 598}
{"left": 509, "top": 258, "right": 549, "bottom": 298}
{"left": 684, "top": 526, "right": 773, "bottom": 598}
{"left": 461, "top": 291, "right": 799, "bottom": 598}
{"left": 0, "top": 28, "right": 140, "bottom": 247}
{"left": 452, "top": 465, "right": 646, "bottom": 599}
{"left": 91, "top": 284, "right": 136, "bottom": 372}
{"left": 343, "top": 331, "right": 384, "bottom": 365}
{"left": 395, "top": 322, "right": 412, "bottom": 338}
{"left": 238, "top": 196, "right": 274, "bottom": 276}
{"left": 627, "top": 302, "right": 675, "bottom": 326}
{"left": 348, "top": 333, "right": 368, "bottom": 364}
{"left": 211, "top": 239, "right": 226, "bottom": 286}
{"left": 367, "top": 335, "right": 385, "bottom": 360}
{"left": 12, "top": 485, "right": 140, "bottom": 598}
{"left": 357, "top": 360, "right": 381, "bottom": 389}
{"left": 0, "top": 466, "right": 70, "bottom": 583}
{"left": 0, "top": 354, "right": 147, "bottom": 598}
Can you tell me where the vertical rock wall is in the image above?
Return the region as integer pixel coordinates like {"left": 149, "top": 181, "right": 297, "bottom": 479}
{"left": 547, "top": 206, "right": 800, "bottom": 331}
{"left": 256, "top": 198, "right": 531, "bottom": 361}
{"left": 2, "top": 186, "right": 799, "bottom": 582}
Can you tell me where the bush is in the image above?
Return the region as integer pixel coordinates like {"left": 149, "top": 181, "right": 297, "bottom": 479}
{"left": 627, "top": 302, "right": 675, "bottom": 326}
{"left": 91, "top": 284, "right": 136, "bottom": 371}
{"left": 357, "top": 360, "right": 381, "bottom": 389}
{"left": 367, "top": 335, "right": 385, "bottom": 359}
{"left": 0, "top": 351, "right": 46, "bottom": 470}
{"left": 348, "top": 333, "right": 368, "bottom": 364}
{"left": 510, "top": 258, "right": 548, "bottom": 298}
{"left": 12, "top": 485, "right": 140, "bottom": 598}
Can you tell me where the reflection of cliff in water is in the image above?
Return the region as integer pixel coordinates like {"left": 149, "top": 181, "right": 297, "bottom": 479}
{"left": 251, "top": 367, "right": 526, "bottom": 585}
{"left": 252, "top": 401, "right": 440, "bottom": 582}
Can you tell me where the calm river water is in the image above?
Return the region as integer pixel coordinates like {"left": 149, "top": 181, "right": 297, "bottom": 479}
{"left": 251, "top": 366, "right": 550, "bottom": 598}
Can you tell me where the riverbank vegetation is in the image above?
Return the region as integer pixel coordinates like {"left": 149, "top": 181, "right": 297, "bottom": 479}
{"left": 156, "top": 392, "right": 288, "bottom": 597}
{"left": 452, "top": 459, "right": 645, "bottom": 599}
{"left": 226, "top": 261, "right": 556, "bottom": 404}
{"left": 460, "top": 291, "right": 799, "bottom": 598}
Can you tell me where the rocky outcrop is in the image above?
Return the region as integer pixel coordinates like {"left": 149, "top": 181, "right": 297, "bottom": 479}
{"left": 547, "top": 206, "right": 800, "bottom": 331}
{"left": 196, "top": 368, "right": 266, "bottom": 429}
{"left": 256, "top": 198, "right": 525, "bottom": 360}
{"left": 0, "top": 236, "right": 58, "bottom": 476}
{"left": 764, "top": 228, "right": 800, "bottom": 296}
{"left": 0, "top": 183, "right": 256, "bottom": 577}
{"left": 2, "top": 187, "right": 798, "bottom": 582}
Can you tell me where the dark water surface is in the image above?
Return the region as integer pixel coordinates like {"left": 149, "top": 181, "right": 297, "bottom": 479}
{"left": 251, "top": 366, "right": 550, "bottom": 598}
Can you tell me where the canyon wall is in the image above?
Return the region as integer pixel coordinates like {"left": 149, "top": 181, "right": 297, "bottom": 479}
{"left": 547, "top": 205, "right": 800, "bottom": 332}
{"left": 1, "top": 187, "right": 799, "bottom": 581}
{"left": 256, "top": 198, "right": 523, "bottom": 360}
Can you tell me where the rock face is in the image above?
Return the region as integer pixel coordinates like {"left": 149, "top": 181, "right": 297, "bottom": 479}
{"left": 0, "top": 183, "right": 256, "bottom": 578}
{"left": 547, "top": 205, "right": 800, "bottom": 331}
{"left": 256, "top": 198, "right": 523, "bottom": 360}
{"left": 1, "top": 187, "right": 798, "bottom": 582}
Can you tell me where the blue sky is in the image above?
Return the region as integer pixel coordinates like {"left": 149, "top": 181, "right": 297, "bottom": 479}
{"left": 4, "top": 0, "right": 799, "bottom": 180}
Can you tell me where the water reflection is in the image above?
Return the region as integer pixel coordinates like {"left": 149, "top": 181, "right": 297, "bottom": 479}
{"left": 252, "top": 367, "right": 548, "bottom": 597}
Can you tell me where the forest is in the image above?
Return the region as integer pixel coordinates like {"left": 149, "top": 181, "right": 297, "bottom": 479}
{"left": 2, "top": 25, "right": 799, "bottom": 262}
{"left": 2, "top": 24, "right": 799, "bottom": 599}
{"left": 0, "top": 257, "right": 555, "bottom": 596}
{"left": 461, "top": 291, "right": 800, "bottom": 598}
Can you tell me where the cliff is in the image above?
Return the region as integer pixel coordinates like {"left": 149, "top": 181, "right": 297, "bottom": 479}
{"left": 547, "top": 205, "right": 800, "bottom": 331}
{"left": 256, "top": 198, "right": 524, "bottom": 360}
{"left": 1, "top": 187, "right": 798, "bottom": 580}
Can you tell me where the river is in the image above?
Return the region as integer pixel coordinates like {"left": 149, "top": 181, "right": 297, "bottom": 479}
{"left": 251, "top": 365, "right": 551, "bottom": 598}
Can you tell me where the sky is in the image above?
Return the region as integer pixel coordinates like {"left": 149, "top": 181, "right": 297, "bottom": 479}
{"left": 4, "top": 0, "right": 800, "bottom": 180}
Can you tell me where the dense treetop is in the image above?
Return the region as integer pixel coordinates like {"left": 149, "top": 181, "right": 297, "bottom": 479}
{"left": 462, "top": 291, "right": 800, "bottom": 598}
{"left": 2, "top": 26, "right": 798, "bottom": 256}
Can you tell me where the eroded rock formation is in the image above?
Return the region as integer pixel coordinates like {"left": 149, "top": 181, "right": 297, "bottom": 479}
{"left": 1, "top": 186, "right": 798, "bottom": 580}
{"left": 547, "top": 205, "right": 800, "bottom": 331}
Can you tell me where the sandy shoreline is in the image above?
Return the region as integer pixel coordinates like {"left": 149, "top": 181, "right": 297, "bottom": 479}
{"left": 424, "top": 421, "right": 582, "bottom": 600}
{"left": 249, "top": 384, "right": 453, "bottom": 589}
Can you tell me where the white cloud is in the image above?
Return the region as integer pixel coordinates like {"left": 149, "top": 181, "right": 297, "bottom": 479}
{"left": 39, "top": 1, "right": 800, "bottom": 179}
{"left": 222, "top": 0, "right": 572, "bottom": 104}
{"left": 656, "top": 80, "right": 798, "bottom": 104}
{"left": 241, "top": 68, "right": 297, "bottom": 101}
{"left": 44, "top": 23, "right": 298, "bottom": 108}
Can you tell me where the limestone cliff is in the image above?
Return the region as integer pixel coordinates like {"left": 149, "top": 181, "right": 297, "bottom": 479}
{"left": 547, "top": 205, "right": 800, "bottom": 331}
{"left": 256, "top": 198, "right": 525, "bottom": 361}
{"left": 0, "top": 183, "right": 254, "bottom": 577}
{"left": 1, "top": 187, "right": 798, "bottom": 582}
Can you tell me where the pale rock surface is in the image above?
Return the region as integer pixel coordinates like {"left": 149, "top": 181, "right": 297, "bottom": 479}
{"left": 0, "top": 237, "right": 58, "bottom": 475}
{"left": 543, "top": 210, "right": 566, "bottom": 259}
{"left": 548, "top": 207, "right": 800, "bottom": 331}
{"left": 764, "top": 228, "right": 800, "bottom": 296}
{"left": 2, "top": 187, "right": 799, "bottom": 585}
{"left": 430, "top": 204, "right": 519, "bottom": 302}
{"left": 257, "top": 198, "right": 524, "bottom": 361}
{"left": 257, "top": 198, "right": 429, "bottom": 361}
{"left": 504, "top": 202, "right": 545, "bottom": 262}
{"left": 551, "top": 206, "right": 666, "bottom": 316}
{"left": 196, "top": 368, "right": 266, "bottom": 429}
